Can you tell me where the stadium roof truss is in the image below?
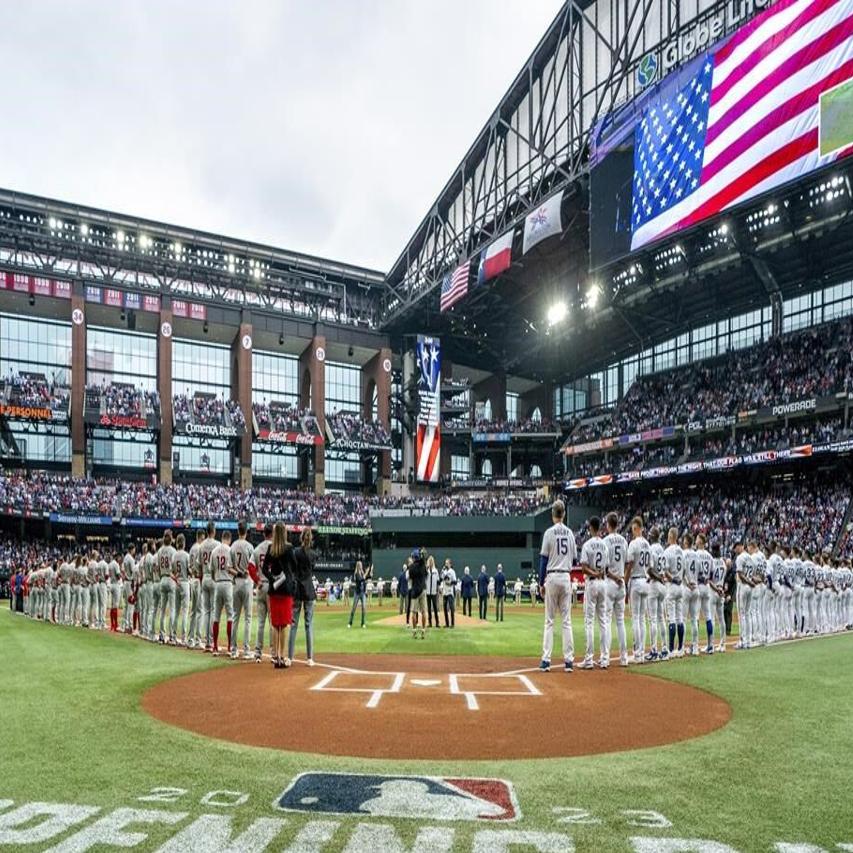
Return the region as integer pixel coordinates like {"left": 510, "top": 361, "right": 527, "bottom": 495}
{"left": 0, "top": 188, "right": 388, "bottom": 331}
{"left": 380, "top": 0, "right": 755, "bottom": 328}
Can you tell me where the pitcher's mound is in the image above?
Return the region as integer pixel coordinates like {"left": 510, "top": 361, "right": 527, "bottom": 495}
{"left": 143, "top": 653, "right": 731, "bottom": 760}
{"left": 374, "top": 613, "right": 487, "bottom": 628}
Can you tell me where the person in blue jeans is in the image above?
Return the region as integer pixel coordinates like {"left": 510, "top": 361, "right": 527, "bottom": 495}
{"left": 348, "top": 560, "right": 372, "bottom": 628}
{"left": 288, "top": 528, "right": 317, "bottom": 665}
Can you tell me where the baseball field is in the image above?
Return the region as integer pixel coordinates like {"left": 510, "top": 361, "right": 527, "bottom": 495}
{"left": 3, "top": 602, "right": 852, "bottom": 852}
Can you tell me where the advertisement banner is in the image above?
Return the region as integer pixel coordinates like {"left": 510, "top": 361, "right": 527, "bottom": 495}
{"left": 49, "top": 513, "right": 113, "bottom": 526}
{"left": 472, "top": 432, "right": 511, "bottom": 445}
{"left": 256, "top": 429, "right": 324, "bottom": 446}
{"left": 415, "top": 335, "right": 441, "bottom": 483}
{"left": 0, "top": 403, "right": 67, "bottom": 423}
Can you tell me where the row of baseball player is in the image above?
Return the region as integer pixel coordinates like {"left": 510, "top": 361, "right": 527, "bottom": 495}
{"left": 18, "top": 522, "right": 297, "bottom": 661}
{"left": 538, "top": 501, "right": 853, "bottom": 672}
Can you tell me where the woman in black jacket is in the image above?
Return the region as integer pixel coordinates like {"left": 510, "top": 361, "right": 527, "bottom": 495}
{"left": 262, "top": 521, "right": 297, "bottom": 669}
{"left": 287, "top": 528, "right": 317, "bottom": 666}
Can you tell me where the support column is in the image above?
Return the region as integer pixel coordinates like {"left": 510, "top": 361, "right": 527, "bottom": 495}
{"left": 157, "top": 306, "right": 174, "bottom": 485}
{"left": 362, "top": 347, "right": 392, "bottom": 494}
{"left": 520, "top": 382, "right": 553, "bottom": 422}
{"left": 439, "top": 359, "right": 453, "bottom": 480}
{"left": 231, "top": 317, "right": 253, "bottom": 489}
{"left": 70, "top": 285, "right": 86, "bottom": 479}
{"left": 299, "top": 335, "right": 326, "bottom": 495}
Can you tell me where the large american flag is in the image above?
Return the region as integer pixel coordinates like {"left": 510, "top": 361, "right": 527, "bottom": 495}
{"left": 415, "top": 335, "right": 441, "bottom": 483}
{"left": 440, "top": 260, "right": 470, "bottom": 312}
{"left": 632, "top": 0, "right": 853, "bottom": 250}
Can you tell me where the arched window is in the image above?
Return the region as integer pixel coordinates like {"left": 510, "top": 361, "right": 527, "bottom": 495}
{"left": 531, "top": 406, "right": 542, "bottom": 422}
{"left": 482, "top": 458, "right": 493, "bottom": 478}
{"left": 530, "top": 464, "right": 542, "bottom": 477}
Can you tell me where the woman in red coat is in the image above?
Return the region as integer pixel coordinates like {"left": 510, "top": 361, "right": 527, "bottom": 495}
{"left": 262, "top": 521, "right": 296, "bottom": 669}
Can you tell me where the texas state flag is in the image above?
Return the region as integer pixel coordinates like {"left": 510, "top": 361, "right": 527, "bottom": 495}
{"left": 477, "top": 230, "right": 514, "bottom": 284}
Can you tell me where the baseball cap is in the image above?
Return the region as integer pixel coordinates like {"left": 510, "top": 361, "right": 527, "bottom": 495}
{"left": 411, "top": 548, "right": 421, "bottom": 559}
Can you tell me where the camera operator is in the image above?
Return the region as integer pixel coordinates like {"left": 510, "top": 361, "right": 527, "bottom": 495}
{"left": 408, "top": 548, "right": 428, "bottom": 639}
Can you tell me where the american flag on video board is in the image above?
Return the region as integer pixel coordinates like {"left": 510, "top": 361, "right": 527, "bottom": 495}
{"left": 632, "top": 0, "right": 853, "bottom": 250}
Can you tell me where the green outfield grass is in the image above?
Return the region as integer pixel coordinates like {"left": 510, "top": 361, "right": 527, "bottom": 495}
{"left": 2, "top": 604, "right": 852, "bottom": 852}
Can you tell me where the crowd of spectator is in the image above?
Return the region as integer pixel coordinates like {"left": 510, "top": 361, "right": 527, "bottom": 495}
{"left": 569, "top": 316, "right": 853, "bottom": 444}
{"left": 3, "top": 372, "right": 70, "bottom": 412}
{"left": 86, "top": 381, "right": 160, "bottom": 419}
{"left": 327, "top": 412, "right": 391, "bottom": 447}
{"left": 172, "top": 394, "right": 245, "bottom": 429}
{"left": 473, "top": 417, "right": 558, "bottom": 434}
{"left": 252, "top": 402, "right": 320, "bottom": 435}
{"left": 0, "top": 473, "right": 549, "bottom": 525}
{"left": 573, "top": 477, "right": 850, "bottom": 557}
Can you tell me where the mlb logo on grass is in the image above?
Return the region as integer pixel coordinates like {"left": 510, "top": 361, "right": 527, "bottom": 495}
{"left": 276, "top": 773, "right": 519, "bottom": 822}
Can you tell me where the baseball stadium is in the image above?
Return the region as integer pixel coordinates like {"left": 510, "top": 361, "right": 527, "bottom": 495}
{"left": 3, "top": 0, "right": 853, "bottom": 850}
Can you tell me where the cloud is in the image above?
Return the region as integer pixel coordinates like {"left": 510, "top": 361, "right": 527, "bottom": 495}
{"left": 0, "top": 0, "right": 562, "bottom": 270}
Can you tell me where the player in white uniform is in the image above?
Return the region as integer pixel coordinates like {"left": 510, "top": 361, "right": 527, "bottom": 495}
{"left": 751, "top": 547, "right": 768, "bottom": 645}
{"left": 537, "top": 500, "right": 577, "bottom": 672}
{"left": 694, "top": 534, "right": 715, "bottom": 654}
{"left": 187, "top": 530, "right": 204, "bottom": 648}
{"left": 735, "top": 541, "right": 756, "bottom": 649}
{"left": 802, "top": 553, "right": 817, "bottom": 634}
{"left": 791, "top": 547, "right": 805, "bottom": 637}
{"left": 603, "top": 513, "right": 629, "bottom": 666}
{"left": 106, "top": 552, "right": 121, "bottom": 632}
{"left": 708, "top": 542, "right": 727, "bottom": 652}
{"left": 681, "top": 533, "right": 700, "bottom": 656}
{"left": 646, "top": 527, "right": 668, "bottom": 661}
{"left": 579, "top": 516, "right": 610, "bottom": 670}
{"left": 626, "top": 516, "right": 651, "bottom": 665}
{"left": 663, "top": 528, "right": 685, "bottom": 658}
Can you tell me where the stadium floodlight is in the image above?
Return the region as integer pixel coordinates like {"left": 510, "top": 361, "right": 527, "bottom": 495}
{"left": 719, "top": 222, "right": 729, "bottom": 235}
{"left": 172, "top": 241, "right": 182, "bottom": 255}
{"left": 48, "top": 217, "right": 57, "bottom": 230}
{"left": 586, "top": 283, "right": 602, "bottom": 310}
{"left": 547, "top": 301, "right": 567, "bottom": 326}
{"left": 79, "top": 223, "right": 89, "bottom": 236}
{"left": 115, "top": 229, "right": 125, "bottom": 243}
{"left": 139, "top": 234, "right": 150, "bottom": 249}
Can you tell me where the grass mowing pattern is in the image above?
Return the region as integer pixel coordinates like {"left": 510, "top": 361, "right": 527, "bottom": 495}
{"left": 2, "top": 604, "right": 852, "bottom": 851}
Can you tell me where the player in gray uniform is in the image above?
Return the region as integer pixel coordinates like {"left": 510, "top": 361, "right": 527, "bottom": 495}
{"left": 86, "top": 551, "right": 100, "bottom": 629}
{"left": 137, "top": 543, "right": 150, "bottom": 638}
{"left": 537, "top": 500, "right": 577, "bottom": 673}
{"left": 663, "top": 528, "right": 685, "bottom": 658}
{"left": 172, "top": 534, "right": 191, "bottom": 646}
{"left": 735, "top": 541, "right": 756, "bottom": 649}
{"left": 156, "top": 531, "right": 177, "bottom": 644}
{"left": 69, "top": 556, "right": 81, "bottom": 626}
{"left": 694, "top": 534, "right": 715, "bottom": 654}
{"left": 681, "top": 533, "right": 700, "bottom": 656}
{"left": 230, "top": 521, "right": 255, "bottom": 660}
{"left": 147, "top": 538, "right": 163, "bottom": 642}
{"left": 198, "top": 522, "right": 219, "bottom": 652}
{"left": 186, "top": 530, "right": 204, "bottom": 648}
{"left": 603, "top": 512, "right": 629, "bottom": 667}
{"left": 121, "top": 544, "right": 137, "bottom": 634}
{"left": 57, "top": 558, "right": 72, "bottom": 625}
{"left": 708, "top": 542, "right": 727, "bottom": 652}
{"left": 646, "top": 527, "right": 668, "bottom": 661}
{"left": 210, "top": 530, "right": 235, "bottom": 656}
{"left": 249, "top": 522, "right": 274, "bottom": 662}
{"left": 96, "top": 553, "right": 109, "bottom": 630}
{"left": 47, "top": 561, "right": 58, "bottom": 623}
{"left": 579, "top": 515, "right": 610, "bottom": 670}
{"left": 625, "top": 516, "right": 651, "bottom": 665}
{"left": 106, "top": 552, "right": 121, "bottom": 632}
{"left": 79, "top": 554, "right": 92, "bottom": 628}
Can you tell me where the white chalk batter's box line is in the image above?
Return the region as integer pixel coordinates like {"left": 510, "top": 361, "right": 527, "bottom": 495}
{"left": 309, "top": 668, "right": 542, "bottom": 710}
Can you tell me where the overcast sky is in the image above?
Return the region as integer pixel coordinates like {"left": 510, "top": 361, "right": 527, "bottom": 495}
{"left": 0, "top": 1, "right": 562, "bottom": 272}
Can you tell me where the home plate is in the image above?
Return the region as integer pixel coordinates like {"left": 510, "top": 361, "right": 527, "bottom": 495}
{"left": 412, "top": 679, "right": 442, "bottom": 687}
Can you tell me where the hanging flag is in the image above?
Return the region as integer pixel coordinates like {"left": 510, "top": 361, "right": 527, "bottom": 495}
{"left": 477, "top": 230, "right": 514, "bottom": 284}
{"left": 439, "top": 260, "right": 470, "bottom": 312}
{"left": 522, "top": 190, "right": 563, "bottom": 254}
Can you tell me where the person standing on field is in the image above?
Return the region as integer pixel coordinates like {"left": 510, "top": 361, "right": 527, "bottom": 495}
{"left": 263, "top": 521, "right": 296, "bottom": 669}
{"left": 477, "top": 565, "right": 489, "bottom": 620}
{"left": 172, "top": 534, "right": 191, "bottom": 646}
{"left": 425, "top": 556, "right": 440, "bottom": 628}
{"left": 461, "top": 566, "right": 474, "bottom": 617}
{"left": 289, "top": 528, "right": 317, "bottom": 666}
{"left": 494, "top": 564, "right": 507, "bottom": 622}
{"left": 198, "top": 522, "right": 219, "bottom": 652}
{"left": 210, "top": 530, "right": 235, "bottom": 657}
{"left": 538, "top": 500, "right": 577, "bottom": 672}
{"left": 187, "top": 530, "right": 204, "bottom": 648}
